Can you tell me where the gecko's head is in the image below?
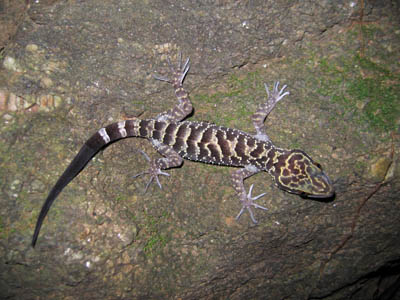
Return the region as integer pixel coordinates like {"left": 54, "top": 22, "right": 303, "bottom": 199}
{"left": 273, "top": 149, "right": 334, "bottom": 198}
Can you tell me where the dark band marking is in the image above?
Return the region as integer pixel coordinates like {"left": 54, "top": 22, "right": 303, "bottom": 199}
{"left": 139, "top": 120, "right": 151, "bottom": 137}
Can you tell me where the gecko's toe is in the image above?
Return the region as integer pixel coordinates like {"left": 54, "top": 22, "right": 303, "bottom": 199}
{"left": 133, "top": 151, "right": 170, "bottom": 193}
{"left": 154, "top": 53, "right": 190, "bottom": 87}
{"left": 264, "top": 82, "right": 290, "bottom": 104}
{"left": 137, "top": 168, "right": 170, "bottom": 193}
{"left": 236, "top": 184, "right": 268, "bottom": 223}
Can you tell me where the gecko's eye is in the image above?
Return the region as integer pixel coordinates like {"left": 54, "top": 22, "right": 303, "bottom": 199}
{"left": 315, "top": 162, "right": 322, "bottom": 170}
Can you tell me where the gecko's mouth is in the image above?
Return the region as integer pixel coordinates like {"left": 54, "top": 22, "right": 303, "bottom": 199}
{"left": 300, "top": 191, "right": 335, "bottom": 199}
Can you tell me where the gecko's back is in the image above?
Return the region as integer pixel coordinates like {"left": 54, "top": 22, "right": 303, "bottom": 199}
{"left": 141, "top": 119, "right": 273, "bottom": 168}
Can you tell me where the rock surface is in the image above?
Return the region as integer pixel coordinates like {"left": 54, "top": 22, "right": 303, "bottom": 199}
{"left": 0, "top": 1, "right": 399, "bottom": 299}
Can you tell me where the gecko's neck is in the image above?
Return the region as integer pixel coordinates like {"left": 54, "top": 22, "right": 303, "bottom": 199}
{"left": 252, "top": 141, "right": 288, "bottom": 174}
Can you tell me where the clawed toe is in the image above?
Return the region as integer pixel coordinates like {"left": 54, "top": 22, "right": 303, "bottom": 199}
{"left": 143, "top": 169, "right": 170, "bottom": 193}
{"left": 133, "top": 151, "right": 170, "bottom": 193}
{"left": 264, "top": 82, "right": 290, "bottom": 104}
{"left": 134, "top": 167, "right": 170, "bottom": 193}
{"left": 236, "top": 184, "right": 268, "bottom": 223}
{"left": 153, "top": 74, "right": 171, "bottom": 83}
{"left": 154, "top": 52, "right": 190, "bottom": 86}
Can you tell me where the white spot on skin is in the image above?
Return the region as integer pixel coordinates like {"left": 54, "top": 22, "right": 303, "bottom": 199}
{"left": 118, "top": 121, "right": 127, "bottom": 137}
{"left": 254, "top": 133, "right": 270, "bottom": 142}
{"left": 245, "top": 164, "right": 259, "bottom": 173}
{"left": 98, "top": 127, "right": 110, "bottom": 143}
{"left": 151, "top": 139, "right": 162, "bottom": 147}
{"left": 157, "top": 115, "right": 168, "bottom": 122}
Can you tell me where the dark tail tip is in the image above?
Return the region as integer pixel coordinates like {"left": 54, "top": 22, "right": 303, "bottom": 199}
{"left": 31, "top": 144, "right": 98, "bottom": 247}
{"left": 32, "top": 232, "right": 38, "bottom": 248}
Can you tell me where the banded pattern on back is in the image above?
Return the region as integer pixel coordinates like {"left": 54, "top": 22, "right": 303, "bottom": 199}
{"left": 142, "top": 119, "right": 278, "bottom": 169}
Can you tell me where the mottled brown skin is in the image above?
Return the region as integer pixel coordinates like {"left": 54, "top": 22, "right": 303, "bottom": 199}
{"left": 32, "top": 55, "right": 334, "bottom": 247}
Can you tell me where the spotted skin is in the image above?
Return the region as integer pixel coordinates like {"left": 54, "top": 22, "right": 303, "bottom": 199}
{"left": 31, "top": 55, "right": 334, "bottom": 247}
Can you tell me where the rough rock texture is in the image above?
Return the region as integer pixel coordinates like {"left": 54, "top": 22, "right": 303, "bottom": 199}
{"left": 1, "top": 1, "right": 399, "bottom": 299}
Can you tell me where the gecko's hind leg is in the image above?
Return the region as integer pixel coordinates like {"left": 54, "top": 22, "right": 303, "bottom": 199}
{"left": 133, "top": 150, "right": 170, "bottom": 193}
{"left": 133, "top": 140, "right": 183, "bottom": 193}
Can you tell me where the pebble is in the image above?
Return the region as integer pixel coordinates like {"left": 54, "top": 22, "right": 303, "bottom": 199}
{"left": 3, "top": 56, "right": 20, "bottom": 72}
{"left": 370, "top": 157, "right": 392, "bottom": 182}
{"left": 40, "top": 77, "right": 53, "bottom": 88}
{"left": 26, "top": 44, "right": 38, "bottom": 52}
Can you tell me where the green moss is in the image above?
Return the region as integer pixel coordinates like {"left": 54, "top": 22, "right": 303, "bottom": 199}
{"left": 316, "top": 54, "right": 399, "bottom": 131}
{"left": 192, "top": 71, "right": 264, "bottom": 128}
{"left": 139, "top": 211, "right": 171, "bottom": 257}
{"left": 0, "top": 216, "right": 4, "bottom": 239}
{"left": 114, "top": 193, "right": 128, "bottom": 203}
{"left": 354, "top": 160, "right": 367, "bottom": 174}
{"left": 287, "top": 22, "right": 400, "bottom": 134}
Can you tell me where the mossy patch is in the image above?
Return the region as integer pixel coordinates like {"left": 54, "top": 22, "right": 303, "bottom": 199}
{"left": 192, "top": 71, "right": 269, "bottom": 130}
{"left": 316, "top": 54, "right": 399, "bottom": 131}
{"left": 137, "top": 211, "right": 171, "bottom": 257}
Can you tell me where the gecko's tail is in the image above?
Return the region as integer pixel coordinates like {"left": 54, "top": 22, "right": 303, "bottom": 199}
{"left": 31, "top": 144, "right": 98, "bottom": 247}
{"left": 32, "top": 118, "right": 144, "bottom": 247}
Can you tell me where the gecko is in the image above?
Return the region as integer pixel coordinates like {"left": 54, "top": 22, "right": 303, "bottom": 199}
{"left": 31, "top": 54, "right": 334, "bottom": 247}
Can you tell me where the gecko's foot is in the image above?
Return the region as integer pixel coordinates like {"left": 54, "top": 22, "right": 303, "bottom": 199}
{"left": 264, "top": 81, "right": 290, "bottom": 106}
{"left": 133, "top": 151, "right": 170, "bottom": 193}
{"left": 236, "top": 184, "right": 268, "bottom": 224}
{"left": 153, "top": 52, "right": 190, "bottom": 87}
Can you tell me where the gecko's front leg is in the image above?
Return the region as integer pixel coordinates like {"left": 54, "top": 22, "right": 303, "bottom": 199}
{"left": 231, "top": 165, "right": 268, "bottom": 223}
{"left": 154, "top": 53, "right": 193, "bottom": 123}
{"left": 252, "top": 82, "right": 289, "bottom": 142}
